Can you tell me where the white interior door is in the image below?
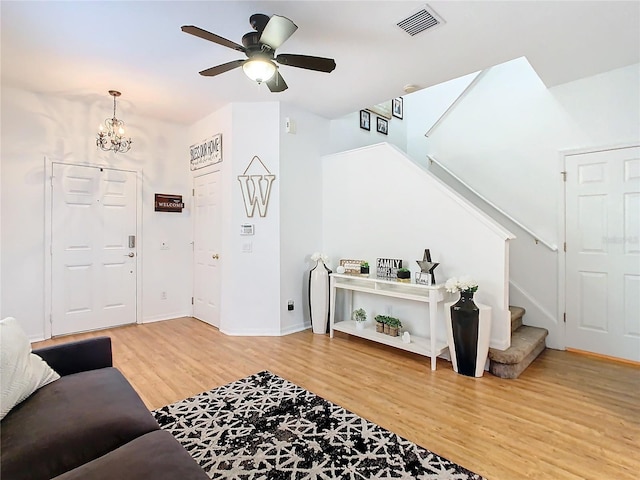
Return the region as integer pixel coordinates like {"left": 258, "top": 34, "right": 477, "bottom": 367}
{"left": 51, "top": 163, "right": 137, "bottom": 336}
{"left": 193, "top": 171, "right": 221, "bottom": 327}
{"left": 565, "top": 146, "right": 640, "bottom": 361}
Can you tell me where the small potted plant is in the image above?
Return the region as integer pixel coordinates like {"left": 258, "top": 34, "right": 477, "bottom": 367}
{"left": 374, "top": 314, "right": 386, "bottom": 333}
{"left": 353, "top": 308, "right": 367, "bottom": 330}
{"left": 396, "top": 268, "right": 411, "bottom": 282}
{"left": 386, "top": 317, "right": 402, "bottom": 337}
{"left": 360, "top": 261, "right": 370, "bottom": 276}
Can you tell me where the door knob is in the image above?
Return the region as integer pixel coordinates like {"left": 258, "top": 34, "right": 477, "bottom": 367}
{"left": 126, "top": 252, "right": 135, "bottom": 257}
{"left": 212, "top": 254, "right": 219, "bottom": 259}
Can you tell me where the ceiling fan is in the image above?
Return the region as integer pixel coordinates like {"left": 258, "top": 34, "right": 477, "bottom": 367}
{"left": 181, "top": 13, "right": 336, "bottom": 92}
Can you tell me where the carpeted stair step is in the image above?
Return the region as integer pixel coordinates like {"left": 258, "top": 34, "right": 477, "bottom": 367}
{"left": 489, "top": 325, "right": 548, "bottom": 379}
{"left": 509, "top": 306, "right": 525, "bottom": 332}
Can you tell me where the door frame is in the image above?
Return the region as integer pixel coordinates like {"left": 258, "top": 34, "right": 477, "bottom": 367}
{"left": 43, "top": 157, "right": 143, "bottom": 339}
{"left": 558, "top": 141, "right": 640, "bottom": 351}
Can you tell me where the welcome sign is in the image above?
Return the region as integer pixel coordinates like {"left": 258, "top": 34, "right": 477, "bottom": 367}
{"left": 190, "top": 133, "right": 222, "bottom": 171}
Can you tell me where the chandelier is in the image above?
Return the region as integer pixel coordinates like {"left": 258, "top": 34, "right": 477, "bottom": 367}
{"left": 96, "top": 90, "right": 132, "bottom": 153}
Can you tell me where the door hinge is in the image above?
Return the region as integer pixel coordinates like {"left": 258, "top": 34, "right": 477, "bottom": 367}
{"left": 563, "top": 312, "right": 566, "bottom": 323}
{"left": 191, "top": 296, "right": 194, "bottom": 305}
{"left": 561, "top": 171, "right": 567, "bottom": 182}
{"left": 564, "top": 242, "right": 567, "bottom": 252}
{"left": 49, "top": 314, "right": 53, "bottom": 325}
{"left": 192, "top": 188, "right": 195, "bottom": 196}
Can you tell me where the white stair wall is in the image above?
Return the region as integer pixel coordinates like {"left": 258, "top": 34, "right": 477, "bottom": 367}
{"left": 322, "top": 142, "right": 515, "bottom": 350}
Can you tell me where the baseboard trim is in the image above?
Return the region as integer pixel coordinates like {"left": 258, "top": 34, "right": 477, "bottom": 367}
{"left": 566, "top": 348, "right": 640, "bottom": 366}
{"left": 221, "top": 322, "right": 312, "bottom": 337}
{"left": 142, "top": 313, "right": 191, "bottom": 324}
{"left": 280, "top": 323, "right": 312, "bottom": 336}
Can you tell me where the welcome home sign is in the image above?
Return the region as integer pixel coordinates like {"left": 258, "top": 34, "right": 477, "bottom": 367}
{"left": 190, "top": 133, "right": 222, "bottom": 171}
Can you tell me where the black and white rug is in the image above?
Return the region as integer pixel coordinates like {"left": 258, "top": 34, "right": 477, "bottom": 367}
{"left": 153, "top": 371, "right": 483, "bottom": 479}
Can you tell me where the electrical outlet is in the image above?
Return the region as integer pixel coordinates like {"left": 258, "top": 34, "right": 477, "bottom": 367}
{"left": 161, "top": 291, "right": 167, "bottom": 300}
{"left": 287, "top": 300, "right": 294, "bottom": 311}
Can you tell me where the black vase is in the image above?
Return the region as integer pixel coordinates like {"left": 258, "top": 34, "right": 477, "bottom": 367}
{"left": 450, "top": 290, "right": 480, "bottom": 377}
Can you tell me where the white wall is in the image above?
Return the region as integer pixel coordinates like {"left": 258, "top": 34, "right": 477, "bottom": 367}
{"left": 550, "top": 63, "right": 640, "bottom": 143}
{"left": 405, "top": 71, "right": 481, "bottom": 166}
{"left": 187, "top": 101, "right": 330, "bottom": 336}
{"left": 279, "top": 104, "right": 330, "bottom": 334}
{"left": 327, "top": 71, "right": 479, "bottom": 161}
{"left": 187, "top": 102, "right": 282, "bottom": 336}
{"left": 222, "top": 102, "right": 282, "bottom": 335}
{"left": 0, "top": 86, "right": 191, "bottom": 340}
{"left": 420, "top": 59, "right": 640, "bottom": 348}
{"left": 322, "top": 143, "right": 514, "bottom": 350}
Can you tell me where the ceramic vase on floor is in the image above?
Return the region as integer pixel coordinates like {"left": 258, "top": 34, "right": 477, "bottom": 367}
{"left": 445, "top": 291, "right": 492, "bottom": 377}
{"left": 308, "top": 259, "right": 331, "bottom": 334}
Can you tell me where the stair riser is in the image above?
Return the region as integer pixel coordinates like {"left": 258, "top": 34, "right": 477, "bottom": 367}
{"left": 509, "top": 306, "right": 525, "bottom": 333}
{"left": 511, "top": 315, "right": 523, "bottom": 333}
{"left": 490, "top": 339, "right": 546, "bottom": 379}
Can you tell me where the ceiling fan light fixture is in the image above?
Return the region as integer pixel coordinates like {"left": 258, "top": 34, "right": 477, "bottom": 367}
{"left": 243, "top": 58, "right": 276, "bottom": 83}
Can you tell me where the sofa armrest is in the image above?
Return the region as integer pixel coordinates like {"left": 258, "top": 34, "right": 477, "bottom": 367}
{"left": 33, "top": 337, "right": 113, "bottom": 376}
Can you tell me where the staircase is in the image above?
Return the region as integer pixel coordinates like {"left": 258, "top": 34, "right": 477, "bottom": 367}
{"left": 489, "top": 307, "right": 548, "bottom": 379}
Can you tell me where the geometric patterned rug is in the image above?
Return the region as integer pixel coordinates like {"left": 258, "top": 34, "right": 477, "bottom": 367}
{"left": 153, "top": 371, "right": 484, "bottom": 479}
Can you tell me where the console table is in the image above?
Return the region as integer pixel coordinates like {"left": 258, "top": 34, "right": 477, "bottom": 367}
{"left": 329, "top": 273, "right": 449, "bottom": 370}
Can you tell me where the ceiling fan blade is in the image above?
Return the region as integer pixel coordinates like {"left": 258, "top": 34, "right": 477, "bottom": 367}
{"left": 275, "top": 54, "right": 336, "bottom": 73}
{"left": 259, "top": 15, "right": 298, "bottom": 50}
{"left": 199, "top": 59, "right": 245, "bottom": 77}
{"left": 266, "top": 71, "right": 288, "bottom": 92}
{"left": 181, "top": 25, "right": 246, "bottom": 53}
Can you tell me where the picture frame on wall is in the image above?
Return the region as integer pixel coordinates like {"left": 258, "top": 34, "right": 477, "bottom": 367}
{"left": 376, "top": 117, "right": 388, "bottom": 135}
{"left": 392, "top": 97, "right": 403, "bottom": 119}
{"left": 359, "top": 110, "right": 370, "bottom": 131}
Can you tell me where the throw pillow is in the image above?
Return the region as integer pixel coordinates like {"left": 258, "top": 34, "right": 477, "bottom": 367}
{"left": 0, "top": 317, "right": 60, "bottom": 420}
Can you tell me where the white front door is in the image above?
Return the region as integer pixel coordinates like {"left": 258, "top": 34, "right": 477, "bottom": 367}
{"left": 51, "top": 163, "right": 137, "bottom": 336}
{"left": 193, "top": 171, "right": 221, "bottom": 327}
{"left": 565, "top": 146, "right": 640, "bottom": 361}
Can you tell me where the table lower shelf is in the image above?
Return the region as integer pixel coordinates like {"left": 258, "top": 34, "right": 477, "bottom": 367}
{"left": 331, "top": 320, "right": 449, "bottom": 358}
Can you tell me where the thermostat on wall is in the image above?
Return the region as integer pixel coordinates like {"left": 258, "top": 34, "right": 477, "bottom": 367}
{"left": 240, "top": 224, "right": 255, "bottom": 235}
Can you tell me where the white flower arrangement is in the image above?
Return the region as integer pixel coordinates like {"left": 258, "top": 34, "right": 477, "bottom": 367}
{"left": 310, "top": 252, "right": 329, "bottom": 264}
{"left": 445, "top": 276, "right": 479, "bottom": 294}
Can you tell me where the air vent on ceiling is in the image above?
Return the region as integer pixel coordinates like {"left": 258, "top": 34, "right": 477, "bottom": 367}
{"left": 397, "top": 4, "right": 445, "bottom": 36}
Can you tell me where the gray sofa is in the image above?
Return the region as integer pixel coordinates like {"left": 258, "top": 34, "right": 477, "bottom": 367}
{"left": 1, "top": 337, "right": 208, "bottom": 480}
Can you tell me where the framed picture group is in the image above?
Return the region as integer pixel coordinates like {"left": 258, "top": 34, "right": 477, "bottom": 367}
{"left": 360, "top": 97, "right": 403, "bottom": 135}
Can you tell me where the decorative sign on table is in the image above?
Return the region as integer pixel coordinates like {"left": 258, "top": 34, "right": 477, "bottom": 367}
{"left": 339, "top": 259, "right": 365, "bottom": 275}
{"left": 190, "top": 133, "right": 222, "bottom": 171}
{"left": 376, "top": 258, "right": 402, "bottom": 279}
{"left": 155, "top": 194, "right": 184, "bottom": 212}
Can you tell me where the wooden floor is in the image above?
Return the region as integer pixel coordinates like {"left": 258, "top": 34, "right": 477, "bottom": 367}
{"left": 35, "top": 317, "right": 640, "bottom": 480}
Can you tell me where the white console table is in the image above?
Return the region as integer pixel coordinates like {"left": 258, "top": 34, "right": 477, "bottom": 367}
{"left": 329, "top": 273, "right": 449, "bottom": 370}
